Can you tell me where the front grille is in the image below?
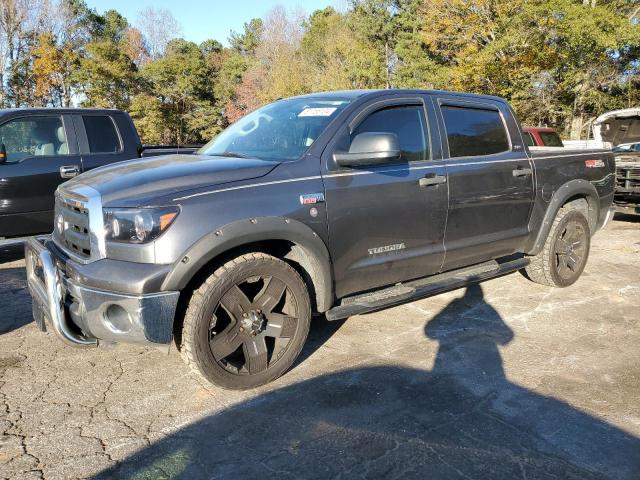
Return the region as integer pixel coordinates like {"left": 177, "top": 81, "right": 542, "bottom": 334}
{"left": 54, "top": 193, "right": 92, "bottom": 258}
{"left": 615, "top": 166, "right": 640, "bottom": 193}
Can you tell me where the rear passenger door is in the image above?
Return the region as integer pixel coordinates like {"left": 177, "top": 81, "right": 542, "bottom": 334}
{"left": 74, "top": 114, "right": 131, "bottom": 171}
{"left": 435, "top": 97, "right": 534, "bottom": 270}
{"left": 323, "top": 96, "right": 448, "bottom": 299}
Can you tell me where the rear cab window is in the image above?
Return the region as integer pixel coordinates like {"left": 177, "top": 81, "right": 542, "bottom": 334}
{"left": 440, "top": 104, "right": 510, "bottom": 158}
{"left": 82, "top": 115, "right": 122, "bottom": 153}
{"left": 539, "top": 131, "right": 564, "bottom": 147}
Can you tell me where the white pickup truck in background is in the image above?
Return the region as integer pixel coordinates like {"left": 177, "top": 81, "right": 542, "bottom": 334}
{"left": 592, "top": 108, "right": 640, "bottom": 214}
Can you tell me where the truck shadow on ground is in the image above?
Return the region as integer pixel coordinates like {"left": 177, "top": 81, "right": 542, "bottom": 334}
{"left": 0, "top": 262, "right": 32, "bottom": 335}
{"left": 613, "top": 212, "right": 640, "bottom": 223}
{"left": 95, "top": 283, "right": 640, "bottom": 480}
{"left": 0, "top": 244, "right": 25, "bottom": 264}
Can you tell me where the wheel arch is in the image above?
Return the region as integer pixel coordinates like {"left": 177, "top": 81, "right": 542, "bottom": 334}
{"left": 161, "top": 217, "right": 334, "bottom": 313}
{"left": 528, "top": 179, "right": 599, "bottom": 256}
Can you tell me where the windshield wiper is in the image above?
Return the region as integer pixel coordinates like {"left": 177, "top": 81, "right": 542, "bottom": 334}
{"left": 210, "top": 151, "right": 258, "bottom": 159}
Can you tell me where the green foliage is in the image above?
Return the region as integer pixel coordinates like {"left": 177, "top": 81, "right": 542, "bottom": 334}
{"left": 229, "top": 18, "right": 263, "bottom": 55}
{"left": 423, "top": 0, "right": 640, "bottom": 137}
{"left": 75, "top": 39, "right": 138, "bottom": 109}
{"left": 299, "top": 6, "right": 387, "bottom": 90}
{"left": 131, "top": 39, "right": 221, "bottom": 144}
{"left": 392, "top": 0, "right": 448, "bottom": 89}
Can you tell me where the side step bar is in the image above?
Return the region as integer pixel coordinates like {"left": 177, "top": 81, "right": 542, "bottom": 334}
{"left": 0, "top": 235, "right": 50, "bottom": 249}
{"left": 325, "top": 256, "right": 530, "bottom": 321}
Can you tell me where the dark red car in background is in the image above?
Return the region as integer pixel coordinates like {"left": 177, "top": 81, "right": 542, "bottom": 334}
{"left": 522, "top": 127, "right": 564, "bottom": 147}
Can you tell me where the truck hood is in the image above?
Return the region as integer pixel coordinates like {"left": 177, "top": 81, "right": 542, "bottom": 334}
{"left": 65, "top": 154, "right": 280, "bottom": 206}
{"left": 593, "top": 108, "right": 640, "bottom": 147}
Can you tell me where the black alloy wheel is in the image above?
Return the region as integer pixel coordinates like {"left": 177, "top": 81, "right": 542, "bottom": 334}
{"left": 209, "top": 275, "right": 300, "bottom": 375}
{"left": 180, "top": 253, "right": 311, "bottom": 390}
{"left": 523, "top": 207, "right": 591, "bottom": 287}
{"left": 553, "top": 218, "right": 588, "bottom": 283}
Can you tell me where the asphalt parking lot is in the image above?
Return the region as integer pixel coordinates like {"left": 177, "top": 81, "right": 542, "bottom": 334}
{"left": 1, "top": 215, "right": 639, "bottom": 480}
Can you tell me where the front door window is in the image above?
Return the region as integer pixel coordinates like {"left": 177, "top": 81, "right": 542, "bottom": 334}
{"left": 351, "top": 105, "right": 429, "bottom": 162}
{"left": 0, "top": 116, "right": 69, "bottom": 163}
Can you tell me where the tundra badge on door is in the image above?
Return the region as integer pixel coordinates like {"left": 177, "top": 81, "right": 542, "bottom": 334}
{"left": 368, "top": 243, "right": 406, "bottom": 255}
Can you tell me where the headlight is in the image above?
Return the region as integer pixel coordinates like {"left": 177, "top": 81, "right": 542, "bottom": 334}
{"left": 103, "top": 207, "right": 179, "bottom": 243}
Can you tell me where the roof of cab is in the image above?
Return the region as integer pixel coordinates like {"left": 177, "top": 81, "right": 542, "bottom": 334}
{"left": 0, "top": 107, "right": 123, "bottom": 116}
{"left": 287, "top": 88, "right": 508, "bottom": 104}
{"left": 522, "top": 126, "right": 558, "bottom": 132}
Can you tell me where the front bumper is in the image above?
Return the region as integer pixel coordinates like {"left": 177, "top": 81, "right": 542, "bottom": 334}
{"left": 25, "top": 237, "right": 180, "bottom": 348}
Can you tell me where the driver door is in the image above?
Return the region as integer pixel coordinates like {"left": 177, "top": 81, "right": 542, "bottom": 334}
{"left": 0, "top": 115, "right": 81, "bottom": 237}
{"left": 322, "top": 96, "right": 449, "bottom": 299}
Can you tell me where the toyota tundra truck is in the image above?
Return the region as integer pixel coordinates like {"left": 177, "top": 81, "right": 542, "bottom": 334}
{"left": 24, "top": 90, "right": 615, "bottom": 390}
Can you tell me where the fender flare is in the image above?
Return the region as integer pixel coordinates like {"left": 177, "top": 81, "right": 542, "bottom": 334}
{"left": 161, "top": 217, "right": 334, "bottom": 312}
{"left": 528, "top": 179, "right": 599, "bottom": 256}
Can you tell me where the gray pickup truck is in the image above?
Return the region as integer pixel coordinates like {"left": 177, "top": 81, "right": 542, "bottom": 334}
{"left": 25, "top": 89, "right": 615, "bottom": 389}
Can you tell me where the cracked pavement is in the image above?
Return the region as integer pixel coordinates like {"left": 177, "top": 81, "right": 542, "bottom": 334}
{"left": 1, "top": 216, "right": 639, "bottom": 479}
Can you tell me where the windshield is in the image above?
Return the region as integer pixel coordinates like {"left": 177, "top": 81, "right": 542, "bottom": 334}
{"left": 613, "top": 143, "right": 640, "bottom": 152}
{"left": 198, "top": 97, "right": 351, "bottom": 161}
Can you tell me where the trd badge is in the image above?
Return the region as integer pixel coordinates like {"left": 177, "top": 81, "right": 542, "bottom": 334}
{"left": 300, "top": 193, "right": 325, "bottom": 205}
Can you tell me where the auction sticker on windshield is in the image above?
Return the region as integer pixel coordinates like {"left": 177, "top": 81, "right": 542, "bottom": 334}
{"left": 298, "top": 107, "right": 337, "bottom": 117}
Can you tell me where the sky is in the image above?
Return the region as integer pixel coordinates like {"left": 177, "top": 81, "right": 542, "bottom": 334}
{"left": 86, "top": 0, "right": 343, "bottom": 46}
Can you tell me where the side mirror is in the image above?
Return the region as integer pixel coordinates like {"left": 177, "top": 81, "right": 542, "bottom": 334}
{"left": 333, "top": 132, "right": 401, "bottom": 167}
{"left": 0, "top": 143, "right": 6, "bottom": 164}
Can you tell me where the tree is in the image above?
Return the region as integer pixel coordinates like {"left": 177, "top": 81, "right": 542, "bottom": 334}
{"left": 217, "top": 19, "right": 264, "bottom": 123}
{"left": 132, "top": 39, "right": 215, "bottom": 143}
{"left": 0, "top": 0, "right": 47, "bottom": 106}
{"left": 75, "top": 39, "right": 138, "bottom": 109}
{"left": 123, "top": 27, "right": 150, "bottom": 67}
{"left": 128, "top": 93, "right": 166, "bottom": 144}
{"left": 43, "top": 0, "right": 97, "bottom": 106}
{"left": 229, "top": 18, "right": 263, "bottom": 55}
{"left": 299, "top": 7, "right": 387, "bottom": 91}
{"left": 392, "top": 0, "right": 447, "bottom": 88}
{"left": 417, "top": 0, "right": 640, "bottom": 137}
{"left": 136, "top": 7, "right": 182, "bottom": 60}
{"left": 348, "top": 0, "right": 396, "bottom": 88}
{"left": 98, "top": 9, "right": 128, "bottom": 42}
{"left": 227, "top": 7, "right": 308, "bottom": 120}
{"left": 32, "top": 32, "right": 64, "bottom": 105}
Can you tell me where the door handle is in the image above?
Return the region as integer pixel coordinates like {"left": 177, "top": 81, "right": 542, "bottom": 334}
{"left": 60, "top": 165, "right": 80, "bottom": 179}
{"left": 419, "top": 174, "right": 447, "bottom": 187}
{"left": 512, "top": 167, "right": 533, "bottom": 177}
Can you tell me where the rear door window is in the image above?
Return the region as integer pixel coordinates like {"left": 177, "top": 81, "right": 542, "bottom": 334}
{"left": 441, "top": 105, "right": 510, "bottom": 158}
{"left": 352, "top": 105, "right": 429, "bottom": 162}
{"left": 82, "top": 115, "right": 121, "bottom": 153}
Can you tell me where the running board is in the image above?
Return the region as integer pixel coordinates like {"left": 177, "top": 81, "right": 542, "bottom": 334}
{"left": 325, "top": 257, "right": 530, "bottom": 321}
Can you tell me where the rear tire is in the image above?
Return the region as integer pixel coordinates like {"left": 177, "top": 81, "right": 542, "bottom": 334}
{"left": 523, "top": 207, "right": 591, "bottom": 287}
{"left": 180, "top": 252, "right": 311, "bottom": 390}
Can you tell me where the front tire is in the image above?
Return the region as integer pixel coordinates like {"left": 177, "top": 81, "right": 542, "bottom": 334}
{"left": 180, "top": 252, "right": 311, "bottom": 390}
{"left": 523, "top": 206, "right": 591, "bottom": 287}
